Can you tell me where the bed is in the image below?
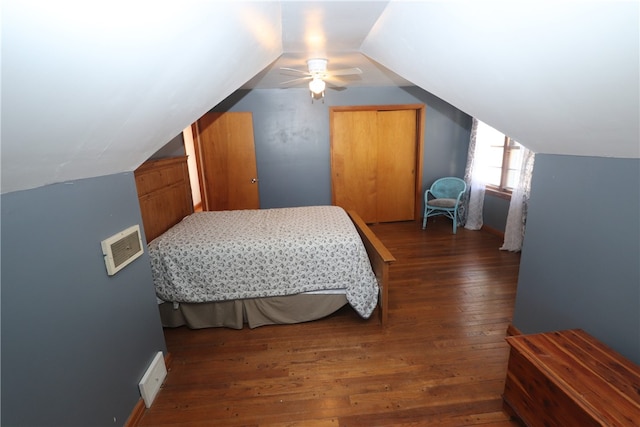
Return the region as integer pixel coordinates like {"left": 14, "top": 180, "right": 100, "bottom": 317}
{"left": 134, "top": 157, "right": 395, "bottom": 329}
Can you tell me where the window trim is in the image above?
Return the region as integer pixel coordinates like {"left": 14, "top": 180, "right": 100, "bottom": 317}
{"left": 485, "top": 185, "right": 512, "bottom": 200}
{"left": 476, "top": 120, "right": 523, "bottom": 201}
{"left": 485, "top": 135, "right": 520, "bottom": 200}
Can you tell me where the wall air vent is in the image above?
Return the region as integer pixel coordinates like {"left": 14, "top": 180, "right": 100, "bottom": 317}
{"left": 139, "top": 351, "right": 167, "bottom": 408}
{"left": 101, "top": 225, "right": 144, "bottom": 276}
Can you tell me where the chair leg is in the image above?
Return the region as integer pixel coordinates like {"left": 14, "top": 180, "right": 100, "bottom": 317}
{"left": 452, "top": 211, "right": 457, "bottom": 234}
{"left": 422, "top": 206, "right": 428, "bottom": 229}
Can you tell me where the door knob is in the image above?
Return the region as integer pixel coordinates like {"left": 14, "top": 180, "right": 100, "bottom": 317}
{"left": 251, "top": 178, "right": 259, "bottom": 184}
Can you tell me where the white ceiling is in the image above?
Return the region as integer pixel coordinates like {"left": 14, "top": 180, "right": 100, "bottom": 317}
{"left": 363, "top": 1, "right": 639, "bottom": 159}
{"left": 2, "top": 1, "right": 638, "bottom": 195}
{"left": 243, "top": 0, "right": 412, "bottom": 89}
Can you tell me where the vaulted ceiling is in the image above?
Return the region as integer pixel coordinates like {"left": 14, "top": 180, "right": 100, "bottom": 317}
{"left": 2, "top": 1, "right": 638, "bottom": 195}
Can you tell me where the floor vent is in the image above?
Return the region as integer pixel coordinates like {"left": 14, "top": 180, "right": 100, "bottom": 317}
{"left": 139, "top": 351, "right": 167, "bottom": 408}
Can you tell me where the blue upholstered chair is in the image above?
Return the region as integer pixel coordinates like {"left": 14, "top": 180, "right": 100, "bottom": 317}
{"left": 422, "top": 177, "right": 467, "bottom": 234}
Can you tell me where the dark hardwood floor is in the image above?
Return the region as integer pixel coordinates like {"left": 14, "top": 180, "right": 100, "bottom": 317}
{"left": 138, "top": 218, "right": 521, "bottom": 426}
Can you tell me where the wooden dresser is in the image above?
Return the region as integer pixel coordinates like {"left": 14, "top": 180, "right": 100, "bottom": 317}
{"left": 503, "top": 329, "right": 640, "bottom": 426}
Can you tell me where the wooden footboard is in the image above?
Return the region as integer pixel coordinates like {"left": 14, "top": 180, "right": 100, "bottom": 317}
{"left": 347, "top": 210, "right": 396, "bottom": 326}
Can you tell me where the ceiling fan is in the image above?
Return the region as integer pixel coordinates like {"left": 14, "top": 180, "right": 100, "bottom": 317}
{"left": 280, "top": 58, "right": 362, "bottom": 100}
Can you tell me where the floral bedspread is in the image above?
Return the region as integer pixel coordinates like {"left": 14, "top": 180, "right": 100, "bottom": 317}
{"left": 148, "top": 206, "right": 378, "bottom": 318}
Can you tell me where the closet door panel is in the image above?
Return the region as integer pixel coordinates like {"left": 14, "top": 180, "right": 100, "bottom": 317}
{"left": 376, "top": 110, "right": 417, "bottom": 222}
{"left": 331, "top": 110, "right": 378, "bottom": 223}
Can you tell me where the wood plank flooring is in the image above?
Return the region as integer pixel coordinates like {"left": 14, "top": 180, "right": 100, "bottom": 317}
{"left": 138, "top": 219, "right": 521, "bottom": 426}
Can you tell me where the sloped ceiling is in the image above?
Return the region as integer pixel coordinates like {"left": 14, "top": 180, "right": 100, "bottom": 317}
{"left": 2, "top": 1, "right": 638, "bottom": 195}
{"left": 1, "top": 1, "right": 283, "bottom": 194}
{"left": 362, "top": 1, "right": 639, "bottom": 159}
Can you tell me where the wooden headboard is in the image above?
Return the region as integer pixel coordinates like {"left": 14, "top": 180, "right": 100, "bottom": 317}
{"left": 134, "top": 156, "right": 194, "bottom": 243}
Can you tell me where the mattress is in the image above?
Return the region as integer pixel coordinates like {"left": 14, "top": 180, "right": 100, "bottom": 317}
{"left": 148, "top": 205, "right": 378, "bottom": 318}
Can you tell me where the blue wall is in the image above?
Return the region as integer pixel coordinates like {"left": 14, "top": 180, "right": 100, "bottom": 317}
{"left": 513, "top": 154, "right": 640, "bottom": 363}
{"left": 151, "top": 132, "right": 185, "bottom": 159}
{"left": 482, "top": 194, "right": 510, "bottom": 232}
{"left": 1, "top": 173, "right": 167, "bottom": 426}
{"left": 213, "top": 86, "right": 472, "bottom": 209}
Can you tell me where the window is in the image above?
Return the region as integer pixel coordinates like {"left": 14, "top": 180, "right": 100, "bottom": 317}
{"left": 475, "top": 120, "right": 522, "bottom": 196}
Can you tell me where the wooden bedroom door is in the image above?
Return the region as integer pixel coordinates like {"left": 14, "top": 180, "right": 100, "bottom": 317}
{"left": 193, "top": 112, "right": 260, "bottom": 211}
{"left": 330, "top": 105, "right": 424, "bottom": 223}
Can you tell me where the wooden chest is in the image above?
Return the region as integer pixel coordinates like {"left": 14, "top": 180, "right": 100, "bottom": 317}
{"left": 503, "top": 329, "right": 640, "bottom": 426}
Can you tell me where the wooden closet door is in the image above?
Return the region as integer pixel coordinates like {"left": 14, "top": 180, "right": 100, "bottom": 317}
{"left": 331, "top": 110, "right": 378, "bottom": 223}
{"left": 376, "top": 109, "right": 416, "bottom": 222}
{"left": 331, "top": 106, "right": 421, "bottom": 223}
{"left": 194, "top": 112, "right": 260, "bottom": 211}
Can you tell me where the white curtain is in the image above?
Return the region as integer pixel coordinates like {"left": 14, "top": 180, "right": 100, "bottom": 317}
{"left": 500, "top": 147, "right": 535, "bottom": 252}
{"left": 462, "top": 117, "right": 536, "bottom": 251}
{"left": 463, "top": 118, "right": 488, "bottom": 230}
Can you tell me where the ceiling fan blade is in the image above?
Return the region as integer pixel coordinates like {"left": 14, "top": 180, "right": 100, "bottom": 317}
{"left": 279, "top": 67, "right": 311, "bottom": 76}
{"left": 326, "top": 73, "right": 365, "bottom": 86}
{"left": 325, "top": 76, "right": 346, "bottom": 87}
{"left": 280, "top": 76, "right": 312, "bottom": 86}
{"left": 330, "top": 67, "right": 363, "bottom": 76}
{"left": 326, "top": 83, "right": 347, "bottom": 92}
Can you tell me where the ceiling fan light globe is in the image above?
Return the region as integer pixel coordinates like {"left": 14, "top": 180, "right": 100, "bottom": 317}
{"left": 309, "top": 78, "right": 326, "bottom": 94}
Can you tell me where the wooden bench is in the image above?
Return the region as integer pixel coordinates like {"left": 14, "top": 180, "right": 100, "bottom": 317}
{"left": 503, "top": 329, "right": 640, "bottom": 426}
